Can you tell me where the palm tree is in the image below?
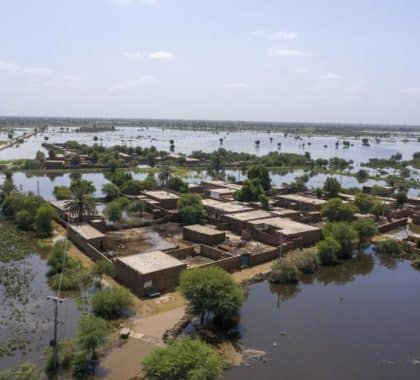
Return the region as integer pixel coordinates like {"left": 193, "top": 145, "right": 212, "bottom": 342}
{"left": 65, "top": 180, "right": 96, "bottom": 222}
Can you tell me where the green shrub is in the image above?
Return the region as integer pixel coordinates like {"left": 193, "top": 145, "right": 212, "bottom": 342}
{"left": 323, "top": 222, "right": 358, "bottom": 259}
{"left": 270, "top": 260, "right": 299, "bottom": 284}
{"left": 286, "top": 249, "right": 320, "bottom": 274}
{"left": 177, "top": 193, "right": 207, "bottom": 225}
{"left": 35, "top": 203, "right": 55, "bottom": 238}
{"left": 321, "top": 198, "right": 356, "bottom": 222}
{"left": 376, "top": 239, "right": 402, "bottom": 257}
{"left": 91, "top": 287, "right": 133, "bottom": 320}
{"left": 15, "top": 210, "right": 33, "bottom": 231}
{"left": 53, "top": 185, "right": 72, "bottom": 200}
{"left": 143, "top": 337, "right": 225, "bottom": 380}
{"left": 411, "top": 259, "right": 420, "bottom": 269}
{"left": 317, "top": 237, "right": 340, "bottom": 265}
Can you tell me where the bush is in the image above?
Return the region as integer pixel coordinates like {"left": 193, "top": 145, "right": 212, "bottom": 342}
{"left": 234, "top": 178, "right": 264, "bottom": 202}
{"left": 376, "top": 239, "right": 402, "bottom": 257}
{"left": 270, "top": 260, "right": 299, "bottom": 284}
{"left": 317, "top": 237, "right": 340, "bottom": 265}
{"left": 15, "top": 210, "right": 33, "bottom": 231}
{"left": 323, "top": 222, "right": 358, "bottom": 259}
{"left": 321, "top": 198, "right": 356, "bottom": 222}
{"left": 105, "top": 201, "right": 124, "bottom": 222}
{"left": 53, "top": 185, "right": 72, "bottom": 200}
{"left": 352, "top": 218, "right": 377, "bottom": 247}
{"left": 143, "top": 337, "right": 225, "bottom": 380}
{"left": 411, "top": 259, "right": 420, "bottom": 269}
{"left": 102, "top": 182, "right": 121, "bottom": 200}
{"left": 35, "top": 203, "right": 55, "bottom": 238}
{"left": 323, "top": 177, "right": 341, "bottom": 198}
{"left": 177, "top": 193, "right": 207, "bottom": 225}
{"left": 286, "top": 249, "right": 320, "bottom": 274}
{"left": 167, "top": 176, "right": 189, "bottom": 193}
{"left": 247, "top": 164, "right": 271, "bottom": 190}
{"left": 91, "top": 287, "right": 133, "bottom": 319}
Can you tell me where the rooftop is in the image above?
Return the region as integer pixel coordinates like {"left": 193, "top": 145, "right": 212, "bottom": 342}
{"left": 277, "top": 194, "right": 326, "bottom": 205}
{"left": 69, "top": 223, "right": 105, "bottom": 240}
{"left": 226, "top": 209, "right": 273, "bottom": 222}
{"left": 118, "top": 251, "right": 185, "bottom": 274}
{"left": 250, "top": 217, "right": 320, "bottom": 234}
{"left": 50, "top": 200, "right": 69, "bottom": 211}
{"left": 143, "top": 190, "right": 180, "bottom": 200}
{"left": 202, "top": 198, "right": 253, "bottom": 214}
{"left": 183, "top": 224, "right": 225, "bottom": 236}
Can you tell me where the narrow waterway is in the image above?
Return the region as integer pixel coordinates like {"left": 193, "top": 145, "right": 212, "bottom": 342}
{"left": 225, "top": 251, "right": 420, "bottom": 380}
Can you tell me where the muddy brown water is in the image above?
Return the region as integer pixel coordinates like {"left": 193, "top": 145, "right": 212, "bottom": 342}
{"left": 225, "top": 251, "right": 420, "bottom": 380}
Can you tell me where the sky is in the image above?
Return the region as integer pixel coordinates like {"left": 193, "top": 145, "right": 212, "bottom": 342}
{"left": 0, "top": 0, "right": 419, "bottom": 125}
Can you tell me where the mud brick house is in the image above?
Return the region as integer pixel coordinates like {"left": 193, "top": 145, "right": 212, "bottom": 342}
{"left": 115, "top": 251, "right": 186, "bottom": 297}
{"left": 222, "top": 209, "right": 273, "bottom": 234}
{"left": 68, "top": 223, "right": 107, "bottom": 251}
{"left": 143, "top": 190, "right": 180, "bottom": 209}
{"left": 275, "top": 194, "right": 326, "bottom": 212}
{"left": 202, "top": 198, "right": 253, "bottom": 222}
{"left": 247, "top": 217, "right": 322, "bottom": 247}
{"left": 182, "top": 225, "right": 226, "bottom": 245}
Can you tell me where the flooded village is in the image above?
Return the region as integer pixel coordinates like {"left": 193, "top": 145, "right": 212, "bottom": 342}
{"left": 0, "top": 119, "right": 419, "bottom": 379}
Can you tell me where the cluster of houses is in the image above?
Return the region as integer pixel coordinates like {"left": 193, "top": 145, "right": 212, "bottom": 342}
{"left": 50, "top": 179, "right": 420, "bottom": 298}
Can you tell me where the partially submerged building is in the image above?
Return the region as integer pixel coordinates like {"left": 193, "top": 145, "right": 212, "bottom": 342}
{"left": 275, "top": 194, "right": 326, "bottom": 211}
{"left": 115, "top": 251, "right": 186, "bottom": 297}
{"left": 143, "top": 190, "right": 179, "bottom": 210}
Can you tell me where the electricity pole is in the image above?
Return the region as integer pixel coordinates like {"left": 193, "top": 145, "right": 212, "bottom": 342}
{"left": 47, "top": 295, "right": 64, "bottom": 371}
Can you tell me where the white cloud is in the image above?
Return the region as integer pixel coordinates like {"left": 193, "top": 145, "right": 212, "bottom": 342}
{"left": 111, "top": 75, "right": 155, "bottom": 91}
{"left": 351, "top": 82, "right": 364, "bottom": 90}
{"left": 269, "top": 31, "right": 297, "bottom": 40}
{"left": 224, "top": 82, "right": 249, "bottom": 89}
{"left": 295, "top": 68, "right": 308, "bottom": 74}
{"left": 268, "top": 48, "right": 304, "bottom": 57}
{"left": 23, "top": 67, "right": 54, "bottom": 76}
{"left": 121, "top": 51, "right": 143, "bottom": 58}
{"left": 322, "top": 72, "right": 344, "bottom": 80}
{"left": 148, "top": 51, "right": 175, "bottom": 60}
{"left": 111, "top": 0, "right": 158, "bottom": 5}
{"left": 0, "top": 60, "right": 21, "bottom": 72}
{"left": 400, "top": 87, "right": 420, "bottom": 97}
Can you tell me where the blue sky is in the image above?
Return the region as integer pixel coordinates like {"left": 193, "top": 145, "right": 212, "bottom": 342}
{"left": 0, "top": 0, "right": 419, "bottom": 125}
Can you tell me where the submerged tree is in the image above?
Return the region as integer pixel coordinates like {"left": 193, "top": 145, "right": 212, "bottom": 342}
{"left": 65, "top": 180, "right": 96, "bottom": 222}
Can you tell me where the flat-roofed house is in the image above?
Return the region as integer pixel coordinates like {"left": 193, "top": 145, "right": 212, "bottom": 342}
{"left": 115, "top": 251, "right": 186, "bottom": 297}
{"left": 249, "top": 217, "right": 321, "bottom": 246}
{"left": 276, "top": 194, "right": 326, "bottom": 211}
{"left": 143, "top": 190, "right": 180, "bottom": 209}
{"left": 222, "top": 209, "right": 273, "bottom": 233}
{"left": 68, "top": 223, "right": 107, "bottom": 251}
{"left": 183, "top": 224, "right": 226, "bottom": 245}
{"left": 202, "top": 198, "right": 253, "bottom": 221}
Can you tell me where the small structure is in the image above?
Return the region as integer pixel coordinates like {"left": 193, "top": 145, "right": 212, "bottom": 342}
{"left": 275, "top": 194, "right": 326, "bottom": 211}
{"left": 68, "top": 223, "right": 106, "bottom": 251}
{"left": 208, "top": 187, "right": 236, "bottom": 200}
{"left": 115, "top": 251, "right": 186, "bottom": 297}
{"left": 223, "top": 209, "right": 273, "bottom": 233}
{"left": 183, "top": 224, "right": 226, "bottom": 245}
{"left": 202, "top": 198, "right": 253, "bottom": 221}
{"left": 143, "top": 190, "right": 179, "bottom": 209}
{"left": 248, "top": 217, "right": 321, "bottom": 246}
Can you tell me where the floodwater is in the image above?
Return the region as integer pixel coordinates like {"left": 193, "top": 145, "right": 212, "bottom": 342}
{"left": 2, "top": 168, "right": 417, "bottom": 202}
{"left": 0, "top": 252, "right": 82, "bottom": 370}
{"left": 0, "top": 127, "right": 419, "bottom": 168}
{"left": 225, "top": 251, "right": 420, "bottom": 380}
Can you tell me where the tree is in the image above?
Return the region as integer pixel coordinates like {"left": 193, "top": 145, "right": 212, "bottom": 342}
{"left": 323, "top": 177, "right": 341, "bottom": 198}
{"left": 102, "top": 182, "right": 121, "bottom": 200}
{"left": 270, "top": 260, "right": 299, "bottom": 284}
{"left": 158, "top": 165, "right": 171, "bottom": 186}
{"left": 247, "top": 164, "right": 271, "bottom": 190}
{"left": 92, "top": 260, "right": 115, "bottom": 286}
{"left": 317, "top": 237, "right": 340, "bottom": 265}
{"left": 395, "top": 191, "right": 408, "bottom": 207}
{"left": 69, "top": 154, "right": 81, "bottom": 166}
{"left": 35, "top": 203, "right": 56, "bottom": 237}
{"left": 0, "top": 172, "right": 16, "bottom": 201}
{"left": 77, "top": 315, "right": 109, "bottom": 375}
{"left": 321, "top": 198, "right": 356, "bottom": 222}
{"left": 352, "top": 218, "right": 377, "bottom": 247}
{"left": 147, "top": 152, "right": 156, "bottom": 167}
{"left": 177, "top": 193, "right": 207, "bottom": 225}
{"left": 142, "top": 337, "right": 225, "bottom": 380}
{"left": 179, "top": 266, "right": 244, "bottom": 325}
{"left": 323, "top": 222, "right": 358, "bottom": 259}
{"left": 53, "top": 185, "right": 72, "bottom": 200}
{"left": 36, "top": 150, "right": 46, "bottom": 162}
{"left": 167, "top": 176, "right": 188, "bottom": 193}
{"left": 65, "top": 180, "right": 96, "bottom": 222}
{"left": 208, "top": 149, "right": 226, "bottom": 174}
{"left": 15, "top": 210, "right": 33, "bottom": 231}
{"left": 259, "top": 193, "right": 269, "bottom": 210}
{"left": 91, "top": 287, "right": 133, "bottom": 320}
{"left": 234, "top": 178, "right": 264, "bottom": 202}
{"left": 127, "top": 199, "right": 145, "bottom": 216}
{"left": 105, "top": 200, "right": 124, "bottom": 222}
